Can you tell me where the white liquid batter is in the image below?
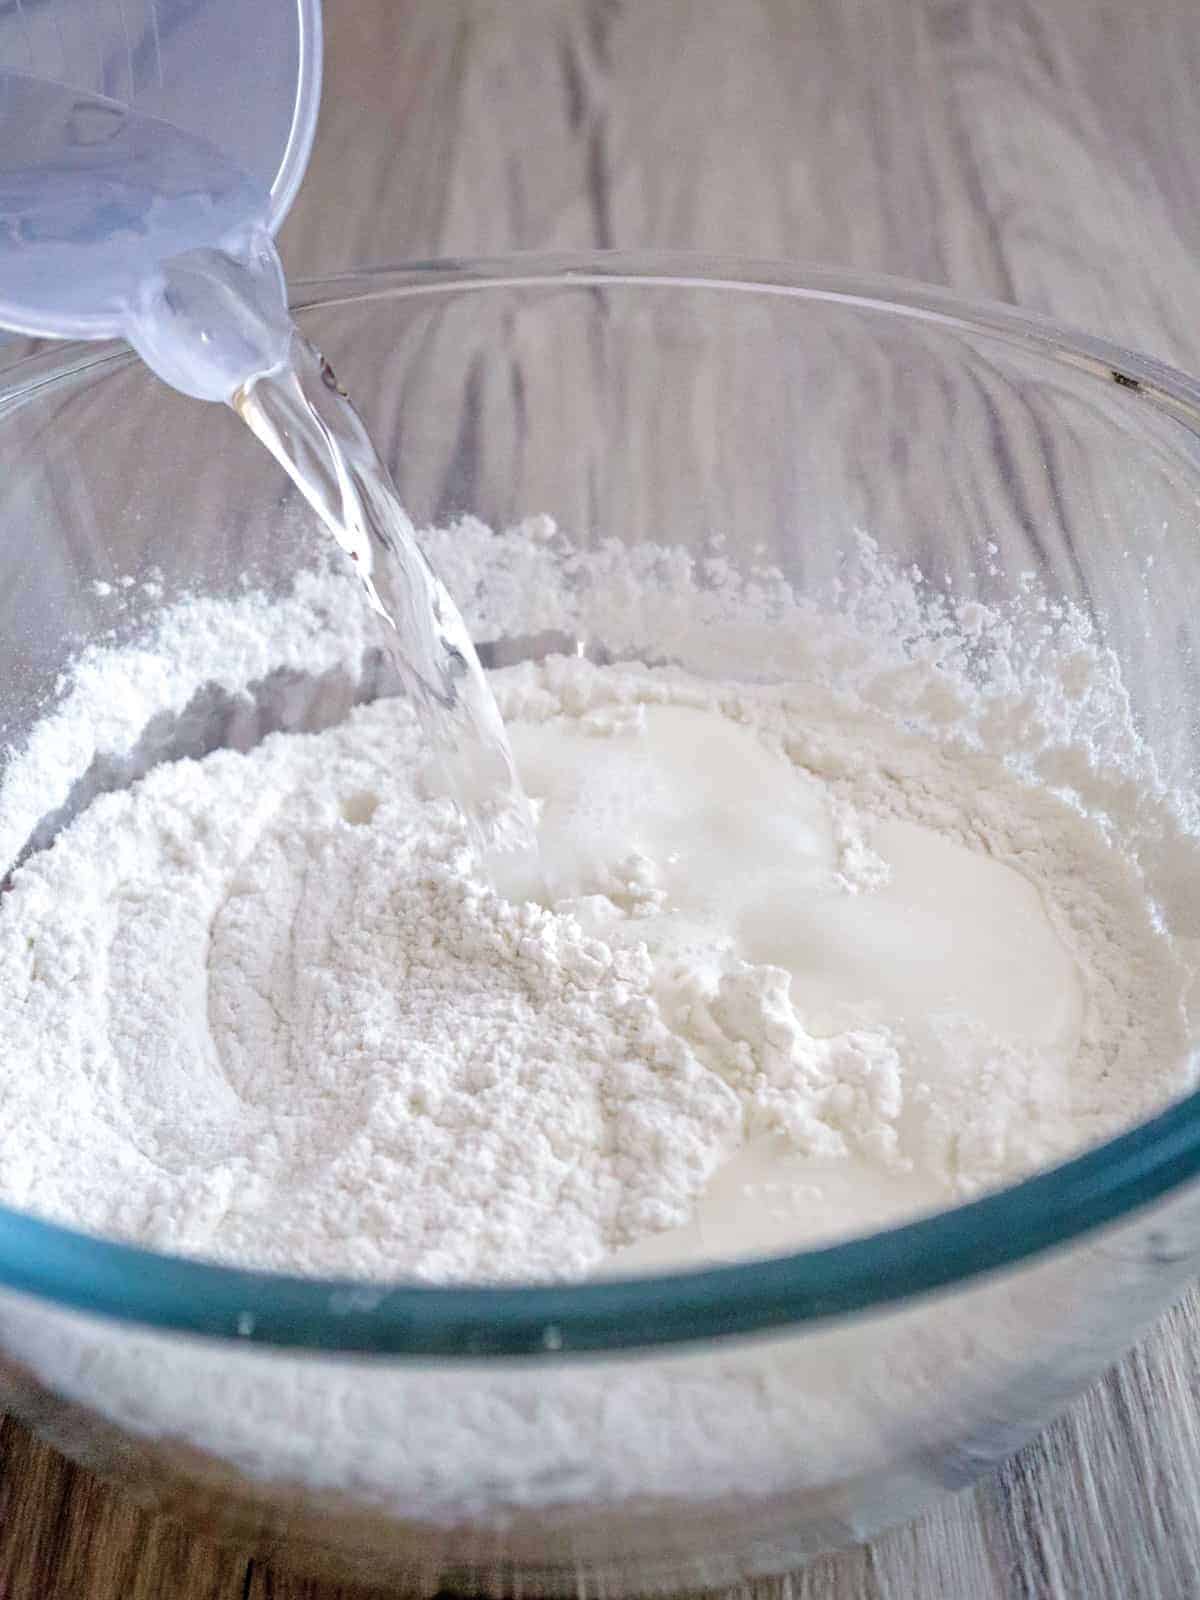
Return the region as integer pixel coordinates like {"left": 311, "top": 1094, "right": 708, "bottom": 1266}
{"left": 518, "top": 705, "right": 1082, "bottom": 1046}
{"left": 515, "top": 699, "right": 1084, "bottom": 1264}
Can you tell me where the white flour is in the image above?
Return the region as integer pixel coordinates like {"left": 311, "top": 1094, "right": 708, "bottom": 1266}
{"left": 0, "top": 518, "right": 1199, "bottom": 1529}
{"left": 0, "top": 528, "right": 1194, "bottom": 1280}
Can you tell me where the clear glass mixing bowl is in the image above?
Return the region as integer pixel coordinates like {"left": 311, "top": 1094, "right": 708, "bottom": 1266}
{"left": 3, "top": 255, "right": 1200, "bottom": 1594}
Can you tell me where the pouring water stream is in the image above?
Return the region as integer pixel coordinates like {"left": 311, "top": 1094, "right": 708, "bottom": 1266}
{"left": 1, "top": 72, "right": 540, "bottom": 886}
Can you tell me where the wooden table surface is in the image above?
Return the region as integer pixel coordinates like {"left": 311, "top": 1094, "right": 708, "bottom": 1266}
{"left": 6, "top": 1, "right": 1200, "bottom": 1594}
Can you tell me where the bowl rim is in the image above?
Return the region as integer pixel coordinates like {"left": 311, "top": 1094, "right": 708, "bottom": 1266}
{"left": 4, "top": 249, "right": 1200, "bottom": 1359}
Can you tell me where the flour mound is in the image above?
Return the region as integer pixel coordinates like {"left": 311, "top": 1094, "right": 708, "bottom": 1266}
{"left": 206, "top": 782, "right": 740, "bottom": 1281}
{"left": 0, "top": 691, "right": 743, "bottom": 1281}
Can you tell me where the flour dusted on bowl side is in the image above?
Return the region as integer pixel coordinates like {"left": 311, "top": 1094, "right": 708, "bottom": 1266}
{"left": 0, "top": 521, "right": 1195, "bottom": 1281}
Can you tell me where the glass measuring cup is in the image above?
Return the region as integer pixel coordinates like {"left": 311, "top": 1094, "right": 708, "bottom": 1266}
{"left": 0, "top": 0, "right": 321, "bottom": 347}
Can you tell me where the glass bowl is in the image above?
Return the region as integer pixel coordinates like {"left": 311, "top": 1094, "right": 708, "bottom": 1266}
{"left": 3, "top": 254, "right": 1200, "bottom": 1594}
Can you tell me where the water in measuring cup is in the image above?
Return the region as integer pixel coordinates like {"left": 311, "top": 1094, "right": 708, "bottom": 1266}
{"left": 124, "top": 237, "right": 539, "bottom": 881}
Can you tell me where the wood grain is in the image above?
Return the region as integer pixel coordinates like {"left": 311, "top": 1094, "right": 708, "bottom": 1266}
{"left": 6, "top": 0, "right": 1200, "bottom": 1595}
{"left": 0, "top": 1416, "right": 251, "bottom": 1600}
